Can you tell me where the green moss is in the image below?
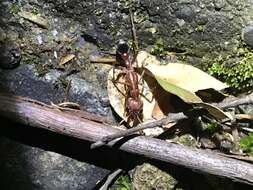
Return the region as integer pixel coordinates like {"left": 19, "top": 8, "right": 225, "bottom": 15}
{"left": 240, "top": 133, "right": 253, "bottom": 156}
{"left": 195, "top": 25, "right": 205, "bottom": 32}
{"left": 21, "top": 52, "right": 51, "bottom": 77}
{"left": 110, "top": 174, "right": 132, "bottom": 190}
{"left": 22, "top": 53, "right": 40, "bottom": 65}
{"left": 9, "top": 4, "right": 20, "bottom": 14}
{"left": 31, "top": 7, "right": 39, "bottom": 15}
{"left": 208, "top": 48, "right": 253, "bottom": 94}
{"left": 205, "top": 123, "right": 219, "bottom": 133}
{"left": 35, "top": 63, "right": 51, "bottom": 77}
{"left": 150, "top": 38, "right": 166, "bottom": 56}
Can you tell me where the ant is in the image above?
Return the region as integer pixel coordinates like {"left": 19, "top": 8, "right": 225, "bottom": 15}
{"left": 115, "top": 40, "right": 143, "bottom": 124}
{"left": 112, "top": 9, "right": 145, "bottom": 125}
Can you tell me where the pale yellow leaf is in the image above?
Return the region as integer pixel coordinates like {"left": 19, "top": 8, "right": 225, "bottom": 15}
{"left": 107, "top": 68, "right": 155, "bottom": 126}
{"left": 136, "top": 51, "right": 228, "bottom": 103}
{"left": 59, "top": 54, "right": 75, "bottom": 65}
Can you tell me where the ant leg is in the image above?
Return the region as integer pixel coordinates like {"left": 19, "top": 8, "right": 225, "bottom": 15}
{"left": 136, "top": 114, "right": 142, "bottom": 124}
{"left": 136, "top": 69, "right": 154, "bottom": 103}
{"left": 110, "top": 65, "right": 129, "bottom": 97}
{"left": 138, "top": 70, "right": 145, "bottom": 84}
{"left": 118, "top": 119, "right": 125, "bottom": 127}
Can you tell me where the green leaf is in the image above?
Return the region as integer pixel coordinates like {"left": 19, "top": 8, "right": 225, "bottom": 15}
{"left": 137, "top": 51, "right": 228, "bottom": 103}
{"left": 155, "top": 76, "right": 202, "bottom": 103}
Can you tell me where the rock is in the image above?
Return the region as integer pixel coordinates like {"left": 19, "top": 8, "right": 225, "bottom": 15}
{"left": 0, "top": 64, "right": 111, "bottom": 116}
{"left": 242, "top": 25, "right": 253, "bottom": 48}
{"left": 213, "top": 0, "right": 226, "bottom": 10}
{"left": 0, "top": 0, "right": 253, "bottom": 189}
{"left": 132, "top": 163, "right": 178, "bottom": 190}
{"left": 175, "top": 4, "right": 196, "bottom": 22}
{"left": 0, "top": 42, "right": 21, "bottom": 69}
{"left": 0, "top": 64, "right": 113, "bottom": 189}
{"left": 175, "top": 134, "right": 198, "bottom": 147}
{"left": 0, "top": 136, "right": 109, "bottom": 190}
{"left": 0, "top": 27, "right": 7, "bottom": 42}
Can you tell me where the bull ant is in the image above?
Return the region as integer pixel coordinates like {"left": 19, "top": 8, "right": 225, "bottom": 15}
{"left": 113, "top": 9, "right": 144, "bottom": 125}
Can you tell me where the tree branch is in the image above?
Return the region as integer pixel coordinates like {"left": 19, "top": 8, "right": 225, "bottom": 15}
{"left": 92, "top": 93, "right": 253, "bottom": 148}
{"left": 0, "top": 93, "right": 253, "bottom": 185}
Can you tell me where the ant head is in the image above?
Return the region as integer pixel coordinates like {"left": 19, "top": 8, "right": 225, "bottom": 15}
{"left": 116, "top": 40, "right": 130, "bottom": 64}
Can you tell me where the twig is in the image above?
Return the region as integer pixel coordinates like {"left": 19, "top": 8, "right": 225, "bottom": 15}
{"left": 64, "top": 80, "right": 71, "bottom": 102}
{"left": 241, "top": 127, "right": 253, "bottom": 133}
{"left": 99, "top": 169, "right": 123, "bottom": 190}
{"left": 214, "top": 93, "right": 253, "bottom": 109}
{"left": 91, "top": 93, "right": 253, "bottom": 149}
{"left": 1, "top": 93, "right": 253, "bottom": 185}
{"left": 129, "top": 8, "right": 139, "bottom": 53}
{"left": 90, "top": 112, "right": 188, "bottom": 149}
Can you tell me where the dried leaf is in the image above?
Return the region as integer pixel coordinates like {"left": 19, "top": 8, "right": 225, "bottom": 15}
{"left": 235, "top": 114, "right": 253, "bottom": 121}
{"left": 59, "top": 54, "right": 75, "bottom": 65}
{"left": 152, "top": 101, "right": 165, "bottom": 120}
{"left": 136, "top": 51, "right": 228, "bottom": 103}
{"left": 195, "top": 102, "right": 233, "bottom": 121}
{"left": 155, "top": 76, "right": 203, "bottom": 103}
{"left": 107, "top": 68, "right": 155, "bottom": 126}
{"left": 19, "top": 11, "right": 49, "bottom": 29}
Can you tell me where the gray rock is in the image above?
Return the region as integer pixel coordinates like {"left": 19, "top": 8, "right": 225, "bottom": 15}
{"left": 0, "top": 42, "right": 21, "bottom": 69}
{"left": 0, "top": 64, "right": 113, "bottom": 190}
{"left": 0, "top": 64, "right": 110, "bottom": 116}
{"left": 213, "top": 0, "right": 226, "bottom": 10}
{"left": 0, "top": 136, "right": 109, "bottom": 190}
{"left": 132, "top": 163, "right": 178, "bottom": 190}
{"left": 242, "top": 25, "right": 253, "bottom": 48}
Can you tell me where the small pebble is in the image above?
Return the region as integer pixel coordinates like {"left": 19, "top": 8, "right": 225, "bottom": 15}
{"left": 242, "top": 25, "right": 253, "bottom": 48}
{"left": 0, "top": 43, "right": 21, "bottom": 69}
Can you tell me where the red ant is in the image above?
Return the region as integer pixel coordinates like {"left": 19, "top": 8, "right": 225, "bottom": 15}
{"left": 115, "top": 40, "right": 143, "bottom": 124}
{"left": 112, "top": 9, "right": 145, "bottom": 125}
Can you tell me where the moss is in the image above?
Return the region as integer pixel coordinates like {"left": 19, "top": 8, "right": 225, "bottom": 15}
{"left": 208, "top": 48, "right": 253, "bottom": 94}
{"left": 21, "top": 52, "right": 51, "bottom": 77}
{"left": 195, "top": 25, "right": 205, "bottom": 32}
{"left": 31, "top": 7, "right": 39, "bottom": 15}
{"left": 35, "top": 64, "right": 51, "bottom": 77}
{"left": 110, "top": 174, "right": 132, "bottom": 190}
{"left": 150, "top": 38, "right": 166, "bottom": 56}
{"left": 9, "top": 3, "right": 20, "bottom": 14}
{"left": 22, "top": 53, "right": 40, "bottom": 65}
{"left": 240, "top": 133, "right": 253, "bottom": 156}
{"left": 205, "top": 123, "right": 219, "bottom": 134}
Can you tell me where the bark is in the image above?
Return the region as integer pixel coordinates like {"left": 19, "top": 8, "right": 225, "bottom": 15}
{"left": 0, "top": 93, "right": 253, "bottom": 185}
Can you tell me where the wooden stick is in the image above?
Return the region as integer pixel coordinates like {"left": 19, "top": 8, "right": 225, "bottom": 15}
{"left": 0, "top": 93, "right": 253, "bottom": 185}
{"left": 214, "top": 93, "right": 253, "bottom": 109}
{"left": 90, "top": 112, "right": 187, "bottom": 149}
{"left": 92, "top": 93, "right": 253, "bottom": 148}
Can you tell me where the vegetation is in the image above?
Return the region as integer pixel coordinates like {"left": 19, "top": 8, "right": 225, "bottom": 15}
{"left": 240, "top": 133, "right": 253, "bottom": 156}
{"left": 208, "top": 49, "right": 253, "bottom": 94}
{"left": 110, "top": 175, "right": 132, "bottom": 190}
{"left": 150, "top": 38, "right": 166, "bottom": 57}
